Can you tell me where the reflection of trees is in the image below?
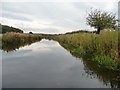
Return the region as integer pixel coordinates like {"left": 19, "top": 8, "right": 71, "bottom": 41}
{"left": 59, "top": 42, "right": 120, "bottom": 88}
{"left": 1, "top": 40, "right": 41, "bottom": 52}
{"left": 82, "top": 57, "right": 120, "bottom": 88}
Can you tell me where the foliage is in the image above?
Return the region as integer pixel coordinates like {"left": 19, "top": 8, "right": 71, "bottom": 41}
{"left": 0, "top": 24, "right": 24, "bottom": 33}
{"left": 94, "top": 55, "right": 118, "bottom": 70}
{"left": 86, "top": 9, "right": 116, "bottom": 34}
{"left": 2, "top": 32, "right": 41, "bottom": 52}
{"left": 29, "top": 32, "right": 33, "bottom": 34}
{"left": 47, "top": 30, "right": 119, "bottom": 71}
{"left": 65, "top": 30, "right": 96, "bottom": 34}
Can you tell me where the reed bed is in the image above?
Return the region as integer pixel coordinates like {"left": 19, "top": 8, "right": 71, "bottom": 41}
{"left": 49, "top": 30, "right": 120, "bottom": 71}
{"left": 2, "top": 32, "right": 42, "bottom": 52}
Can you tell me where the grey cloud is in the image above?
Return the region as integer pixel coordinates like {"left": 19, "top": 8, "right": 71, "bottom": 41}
{"left": 2, "top": 10, "right": 31, "bottom": 21}
{"left": 2, "top": 2, "right": 81, "bottom": 20}
{"left": 1, "top": 1, "right": 118, "bottom": 34}
{"left": 2, "top": 2, "right": 33, "bottom": 15}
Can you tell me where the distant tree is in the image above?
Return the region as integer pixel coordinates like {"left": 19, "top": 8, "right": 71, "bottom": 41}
{"left": 29, "top": 32, "right": 33, "bottom": 34}
{"left": 86, "top": 9, "right": 116, "bottom": 34}
{"left": 1, "top": 24, "right": 24, "bottom": 34}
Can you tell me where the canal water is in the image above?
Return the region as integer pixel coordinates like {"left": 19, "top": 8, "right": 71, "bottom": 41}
{"left": 2, "top": 39, "right": 120, "bottom": 88}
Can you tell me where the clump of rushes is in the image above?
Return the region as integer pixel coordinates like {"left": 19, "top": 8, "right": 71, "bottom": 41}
{"left": 2, "top": 32, "right": 42, "bottom": 52}
{"left": 47, "top": 30, "right": 119, "bottom": 71}
{"left": 94, "top": 55, "right": 118, "bottom": 70}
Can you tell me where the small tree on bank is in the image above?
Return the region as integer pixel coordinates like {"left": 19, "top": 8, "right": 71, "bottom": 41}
{"left": 86, "top": 9, "right": 116, "bottom": 34}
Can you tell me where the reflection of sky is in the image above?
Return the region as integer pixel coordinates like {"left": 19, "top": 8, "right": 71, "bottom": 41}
{"left": 2, "top": 39, "right": 60, "bottom": 59}
{"left": 20, "top": 39, "right": 60, "bottom": 53}
{"left": 2, "top": 39, "right": 111, "bottom": 88}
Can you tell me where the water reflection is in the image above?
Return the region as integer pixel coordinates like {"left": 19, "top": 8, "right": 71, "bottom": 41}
{"left": 61, "top": 47, "right": 120, "bottom": 88}
{"left": 2, "top": 39, "right": 120, "bottom": 88}
{"left": 58, "top": 41, "right": 120, "bottom": 88}
{"left": 2, "top": 40, "right": 40, "bottom": 52}
{"left": 82, "top": 59, "right": 120, "bottom": 88}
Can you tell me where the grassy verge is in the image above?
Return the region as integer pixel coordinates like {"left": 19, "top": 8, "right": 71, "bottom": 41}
{"left": 1, "top": 32, "right": 42, "bottom": 52}
{"left": 47, "top": 30, "right": 120, "bottom": 71}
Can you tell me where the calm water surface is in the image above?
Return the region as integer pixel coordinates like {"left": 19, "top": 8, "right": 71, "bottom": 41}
{"left": 2, "top": 39, "right": 119, "bottom": 88}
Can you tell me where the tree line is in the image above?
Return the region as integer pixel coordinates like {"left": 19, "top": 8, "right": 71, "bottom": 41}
{"left": 0, "top": 24, "right": 24, "bottom": 34}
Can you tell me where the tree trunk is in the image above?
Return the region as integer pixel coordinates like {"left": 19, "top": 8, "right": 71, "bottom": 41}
{"left": 96, "top": 27, "right": 101, "bottom": 34}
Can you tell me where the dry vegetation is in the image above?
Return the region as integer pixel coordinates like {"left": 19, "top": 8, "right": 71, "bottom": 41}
{"left": 48, "top": 30, "right": 120, "bottom": 71}
{"left": 1, "top": 32, "right": 42, "bottom": 52}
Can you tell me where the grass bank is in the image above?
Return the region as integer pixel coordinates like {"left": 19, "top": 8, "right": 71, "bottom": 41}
{"left": 46, "top": 30, "right": 120, "bottom": 71}
{"left": 1, "top": 32, "right": 42, "bottom": 52}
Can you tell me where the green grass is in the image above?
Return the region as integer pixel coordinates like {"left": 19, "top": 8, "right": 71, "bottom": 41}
{"left": 94, "top": 55, "right": 118, "bottom": 70}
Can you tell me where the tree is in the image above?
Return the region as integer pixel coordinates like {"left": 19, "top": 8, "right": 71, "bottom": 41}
{"left": 29, "top": 32, "right": 33, "bottom": 34}
{"left": 1, "top": 24, "right": 24, "bottom": 34}
{"left": 86, "top": 9, "right": 116, "bottom": 34}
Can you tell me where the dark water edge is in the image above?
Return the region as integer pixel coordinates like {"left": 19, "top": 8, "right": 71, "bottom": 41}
{"left": 0, "top": 39, "right": 120, "bottom": 88}
{"left": 57, "top": 41, "right": 120, "bottom": 88}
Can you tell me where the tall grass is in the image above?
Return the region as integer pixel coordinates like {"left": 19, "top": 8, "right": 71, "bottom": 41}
{"left": 48, "top": 30, "right": 119, "bottom": 71}
{"left": 2, "top": 32, "right": 42, "bottom": 52}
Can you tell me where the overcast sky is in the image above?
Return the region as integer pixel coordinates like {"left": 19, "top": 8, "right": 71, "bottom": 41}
{"left": 0, "top": 0, "right": 119, "bottom": 34}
